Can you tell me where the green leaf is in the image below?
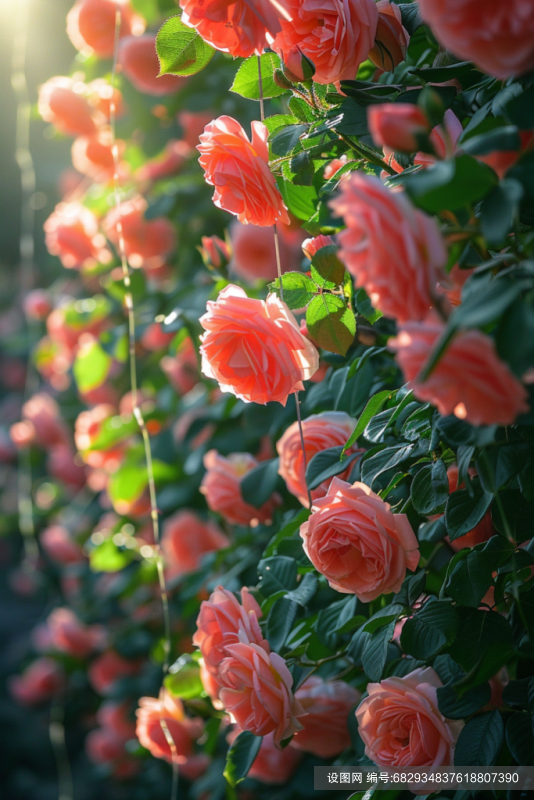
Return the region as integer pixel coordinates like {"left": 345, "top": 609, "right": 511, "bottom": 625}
{"left": 445, "top": 481, "right": 493, "bottom": 541}
{"left": 437, "top": 680, "right": 492, "bottom": 720}
{"left": 90, "top": 539, "right": 135, "bottom": 573}
{"left": 240, "top": 458, "right": 280, "bottom": 508}
{"left": 461, "top": 126, "right": 521, "bottom": 156}
{"left": 257, "top": 556, "right": 297, "bottom": 596}
{"left": 277, "top": 179, "right": 318, "bottom": 221}
{"left": 506, "top": 714, "right": 534, "bottom": 765}
{"left": 231, "top": 53, "right": 286, "bottom": 100}
{"left": 454, "top": 710, "right": 504, "bottom": 766}
{"left": 405, "top": 155, "right": 497, "bottom": 213}
{"left": 411, "top": 459, "right": 449, "bottom": 515}
{"left": 355, "top": 287, "right": 383, "bottom": 325}
{"left": 503, "top": 84, "right": 534, "bottom": 129}
{"left": 361, "top": 443, "right": 416, "bottom": 488}
{"left": 306, "top": 294, "right": 355, "bottom": 356}
{"left": 316, "top": 596, "right": 359, "bottom": 648}
{"left": 224, "top": 731, "right": 262, "bottom": 787}
{"left": 400, "top": 598, "right": 459, "bottom": 660}
{"left": 394, "top": 571, "right": 427, "bottom": 608}
{"left": 270, "top": 124, "right": 308, "bottom": 157}
{"left": 73, "top": 340, "right": 112, "bottom": 393}
{"left": 156, "top": 16, "right": 216, "bottom": 77}
{"left": 480, "top": 179, "right": 524, "bottom": 245}
{"left": 502, "top": 677, "right": 534, "bottom": 711}
{"left": 450, "top": 610, "right": 512, "bottom": 673}
{"left": 445, "top": 539, "right": 509, "bottom": 607}
{"left": 342, "top": 390, "right": 392, "bottom": 454}
{"left": 266, "top": 597, "right": 298, "bottom": 652}
{"left": 310, "top": 245, "right": 345, "bottom": 290}
{"left": 361, "top": 620, "right": 396, "bottom": 681}
{"left": 271, "top": 272, "right": 316, "bottom": 310}
{"left": 263, "top": 508, "right": 310, "bottom": 558}
{"left": 165, "top": 657, "right": 203, "bottom": 699}
{"left": 305, "top": 445, "right": 361, "bottom": 491}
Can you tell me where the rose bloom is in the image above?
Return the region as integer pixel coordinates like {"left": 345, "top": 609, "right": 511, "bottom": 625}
{"left": 414, "top": 109, "right": 463, "bottom": 168}
{"left": 43, "top": 608, "right": 106, "bottom": 658}
{"left": 200, "top": 285, "right": 319, "bottom": 405}
{"left": 228, "top": 729, "right": 302, "bottom": 784}
{"left": 179, "top": 0, "right": 290, "bottom": 58}
{"left": 136, "top": 690, "right": 204, "bottom": 765}
{"left": 330, "top": 174, "right": 446, "bottom": 323}
{"left": 74, "top": 404, "right": 125, "bottom": 472}
{"left": 300, "top": 478, "right": 420, "bottom": 600}
{"left": 229, "top": 219, "right": 302, "bottom": 283}
{"left": 368, "top": 104, "right": 430, "bottom": 153}
{"left": 44, "top": 202, "right": 111, "bottom": 270}
{"left": 104, "top": 195, "right": 176, "bottom": 267}
{"left": 292, "top": 676, "right": 360, "bottom": 757}
{"left": 418, "top": 0, "right": 534, "bottom": 79}
{"left": 161, "top": 510, "right": 229, "bottom": 580}
{"left": 9, "top": 658, "right": 64, "bottom": 706}
{"left": 119, "top": 35, "right": 186, "bottom": 95}
{"left": 71, "top": 132, "right": 126, "bottom": 183}
{"left": 302, "top": 233, "right": 334, "bottom": 259}
{"left": 356, "top": 667, "right": 463, "bottom": 767}
{"left": 323, "top": 155, "right": 348, "bottom": 181}
{"left": 369, "top": 0, "right": 409, "bottom": 72}
{"left": 277, "top": 412, "right": 363, "bottom": 506}
{"left": 199, "top": 234, "right": 232, "bottom": 270}
{"left": 23, "top": 289, "right": 52, "bottom": 321}
{"left": 273, "top": 0, "right": 378, "bottom": 85}
{"left": 177, "top": 110, "right": 213, "bottom": 148}
{"left": 137, "top": 140, "right": 192, "bottom": 183}
{"left": 88, "top": 650, "right": 141, "bottom": 695}
{"left": 198, "top": 116, "right": 289, "bottom": 227}
{"left": 201, "top": 450, "right": 281, "bottom": 526}
{"left": 87, "top": 79, "right": 125, "bottom": 121}
{"left": 141, "top": 323, "right": 175, "bottom": 352}
{"left": 160, "top": 337, "right": 199, "bottom": 395}
{"left": 67, "top": 0, "right": 145, "bottom": 57}
{"left": 219, "top": 642, "right": 306, "bottom": 745}
{"left": 40, "top": 525, "right": 84, "bottom": 566}
{"left": 38, "top": 77, "right": 97, "bottom": 137}
{"left": 391, "top": 317, "right": 530, "bottom": 426}
{"left": 47, "top": 445, "right": 88, "bottom": 492}
{"left": 21, "top": 392, "right": 69, "bottom": 448}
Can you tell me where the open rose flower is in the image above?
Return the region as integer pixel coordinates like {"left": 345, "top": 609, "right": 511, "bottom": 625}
{"left": 201, "top": 450, "right": 281, "bottom": 526}
{"left": 356, "top": 667, "right": 463, "bottom": 767}
{"left": 38, "top": 77, "right": 98, "bottom": 137}
{"left": 368, "top": 104, "right": 431, "bottom": 153}
{"left": 391, "top": 316, "right": 530, "bottom": 426}
{"left": 198, "top": 117, "right": 289, "bottom": 227}
{"left": 89, "top": 650, "right": 141, "bottom": 695}
{"left": 274, "top": 0, "right": 378, "bottom": 85}
{"left": 330, "top": 174, "right": 446, "bottom": 323}
{"left": 39, "top": 608, "right": 106, "bottom": 658}
{"left": 136, "top": 690, "right": 204, "bottom": 765}
{"left": 228, "top": 729, "right": 302, "bottom": 783}
{"left": 219, "top": 643, "right": 306, "bottom": 745}
{"left": 161, "top": 510, "right": 229, "bottom": 580}
{"left": 300, "top": 478, "right": 419, "bottom": 600}
{"left": 104, "top": 195, "right": 176, "bottom": 267}
{"left": 9, "top": 658, "right": 64, "bottom": 706}
{"left": 200, "top": 285, "right": 319, "bottom": 405}
{"left": 292, "top": 676, "right": 360, "bottom": 757}
{"left": 45, "top": 202, "right": 111, "bottom": 270}
{"left": 71, "top": 132, "right": 126, "bottom": 184}
{"left": 277, "top": 412, "right": 364, "bottom": 506}
{"left": 67, "top": 0, "right": 145, "bottom": 58}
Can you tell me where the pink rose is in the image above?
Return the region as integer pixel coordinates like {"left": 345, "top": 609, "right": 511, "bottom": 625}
{"left": 330, "top": 174, "right": 446, "bottom": 323}
{"left": 219, "top": 642, "right": 306, "bottom": 745}
{"left": 160, "top": 337, "right": 199, "bottom": 395}
{"left": 299, "top": 478, "right": 420, "bottom": 600}
{"left": 198, "top": 117, "right": 289, "bottom": 227}
{"left": 21, "top": 393, "right": 69, "bottom": 448}
{"left": 200, "top": 234, "right": 232, "bottom": 271}
{"left": 67, "top": 0, "right": 145, "bottom": 58}
{"left": 88, "top": 650, "right": 141, "bottom": 695}
{"left": 323, "top": 156, "right": 348, "bottom": 181}
{"left": 136, "top": 140, "right": 192, "bottom": 183}
{"left": 136, "top": 690, "right": 204, "bottom": 764}
{"left": 44, "top": 202, "right": 111, "bottom": 270}
{"left": 368, "top": 104, "right": 431, "bottom": 153}
{"left": 40, "top": 525, "right": 84, "bottom": 566}
{"left": 140, "top": 323, "right": 174, "bottom": 352}
{"left": 292, "top": 676, "right": 361, "bottom": 757}
{"left": 391, "top": 316, "right": 530, "bottom": 426}
{"left": 477, "top": 131, "right": 534, "bottom": 179}
{"left": 201, "top": 450, "right": 281, "bottom": 526}
{"left": 301, "top": 234, "right": 335, "bottom": 259}
{"left": 71, "top": 132, "right": 124, "bottom": 183}
{"left": 369, "top": 0, "right": 409, "bottom": 72}
{"left": 119, "top": 35, "right": 186, "bottom": 95}
{"left": 200, "top": 285, "right": 319, "bottom": 406}
{"left": 47, "top": 445, "right": 87, "bottom": 491}
{"left": 38, "top": 77, "right": 98, "bottom": 137}
{"left": 418, "top": 0, "right": 534, "bottom": 79}
{"left": 23, "top": 290, "right": 52, "bottom": 321}
{"left": 276, "top": 411, "right": 364, "bottom": 506}
{"left": 104, "top": 195, "right": 176, "bottom": 267}
{"left": 9, "top": 657, "right": 64, "bottom": 706}
{"left": 228, "top": 729, "right": 302, "bottom": 783}
{"left": 229, "top": 220, "right": 302, "bottom": 283}
{"left": 356, "top": 667, "right": 463, "bottom": 767}
{"left": 274, "top": 0, "right": 378, "bottom": 85}
{"left": 161, "top": 510, "right": 229, "bottom": 580}
{"left": 414, "top": 109, "right": 463, "bottom": 167}
{"left": 43, "top": 608, "right": 106, "bottom": 658}
{"left": 97, "top": 701, "right": 137, "bottom": 740}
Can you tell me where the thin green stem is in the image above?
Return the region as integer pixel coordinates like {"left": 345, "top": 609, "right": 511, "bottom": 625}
{"left": 337, "top": 132, "right": 397, "bottom": 175}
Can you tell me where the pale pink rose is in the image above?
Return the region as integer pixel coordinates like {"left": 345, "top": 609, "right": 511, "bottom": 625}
{"left": 104, "top": 195, "right": 176, "bottom": 267}
{"left": 323, "top": 155, "right": 348, "bottom": 181}
{"left": 330, "top": 174, "right": 446, "bottom": 323}
{"left": 368, "top": 104, "right": 430, "bottom": 153}
{"left": 198, "top": 117, "right": 289, "bottom": 227}
{"left": 161, "top": 510, "right": 229, "bottom": 580}
{"left": 274, "top": 0, "right": 378, "bottom": 85}
{"left": 391, "top": 317, "right": 530, "bottom": 426}
{"left": 67, "top": 0, "right": 145, "bottom": 58}
{"left": 119, "top": 35, "right": 186, "bottom": 95}
{"left": 40, "top": 525, "right": 84, "bottom": 565}
{"left": 418, "top": 0, "right": 534, "bottom": 79}
{"left": 301, "top": 234, "right": 335, "bottom": 259}
{"left": 277, "top": 412, "right": 364, "bottom": 506}
{"left": 414, "top": 109, "right": 463, "bottom": 167}
{"left": 200, "top": 285, "right": 319, "bottom": 405}
{"left": 179, "top": 0, "right": 291, "bottom": 58}
{"left": 356, "top": 667, "right": 463, "bottom": 767}
{"left": 136, "top": 690, "right": 204, "bottom": 764}
{"left": 201, "top": 450, "right": 281, "bottom": 526}
{"left": 292, "top": 676, "right": 360, "bottom": 757}
{"left": 228, "top": 729, "right": 302, "bottom": 783}
{"left": 136, "top": 140, "right": 192, "bottom": 183}
{"left": 369, "top": 0, "right": 409, "bottom": 72}
{"left": 38, "top": 76, "right": 97, "bottom": 137}
{"left": 44, "top": 202, "right": 111, "bottom": 270}
{"left": 44, "top": 608, "right": 106, "bottom": 658}
{"left": 300, "top": 478, "right": 420, "bottom": 600}
{"left": 219, "top": 643, "right": 306, "bottom": 745}
{"left": 229, "top": 220, "right": 302, "bottom": 283}
{"left": 89, "top": 650, "right": 141, "bottom": 695}
{"left": 9, "top": 657, "right": 64, "bottom": 706}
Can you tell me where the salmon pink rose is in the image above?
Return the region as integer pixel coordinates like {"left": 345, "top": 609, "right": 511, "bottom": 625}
{"left": 356, "top": 667, "right": 463, "bottom": 767}
{"left": 391, "top": 317, "right": 530, "bottom": 426}
{"left": 71, "top": 132, "right": 126, "bottom": 183}
{"left": 229, "top": 220, "right": 302, "bottom": 283}
{"left": 300, "top": 478, "right": 419, "bottom": 600}
{"left": 277, "top": 412, "right": 364, "bottom": 506}
{"left": 136, "top": 690, "right": 204, "bottom": 764}
{"left": 89, "top": 650, "right": 141, "bottom": 695}
{"left": 369, "top": 0, "right": 409, "bottom": 72}
{"left": 368, "top": 104, "right": 430, "bottom": 153}
{"left": 136, "top": 140, "right": 192, "bottom": 184}
{"left": 44, "top": 202, "right": 111, "bottom": 270}
{"left": 179, "top": 0, "right": 291, "bottom": 58}
{"left": 274, "top": 0, "right": 378, "bottom": 85}
{"left": 200, "top": 285, "right": 319, "bottom": 405}
{"left": 44, "top": 608, "right": 106, "bottom": 658}
{"left": 38, "top": 77, "right": 98, "bottom": 137}
{"left": 330, "top": 174, "right": 446, "bottom": 323}
{"left": 160, "top": 337, "right": 199, "bottom": 396}
{"left": 302, "top": 234, "right": 335, "bottom": 259}
{"left": 228, "top": 729, "right": 302, "bottom": 783}
{"left": 104, "top": 195, "right": 176, "bottom": 266}
{"left": 9, "top": 657, "right": 64, "bottom": 706}
{"left": 219, "top": 642, "right": 306, "bottom": 745}
{"left": 41, "top": 525, "right": 84, "bottom": 565}
{"left": 198, "top": 116, "right": 289, "bottom": 227}
{"left": 418, "top": 0, "right": 534, "bottom": 79}
{"left": 201, "top": 450, "right": 281, "bottom": 526}
{"left": 119, "top": 35, "right": 187, "bottom": 95}
{"left": 161, "top": 510, "right": 229, "bottom": 580}
{"left": 292, "top": 676, "right": 360, "bottom": 757}
{"left": 97, "top": 701, "right": 136, "bottom": 739}
{"left": 67, "top": 0, "right": 145, "bottom": 58}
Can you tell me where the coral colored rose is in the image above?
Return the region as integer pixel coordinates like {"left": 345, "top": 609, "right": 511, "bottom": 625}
{"left": 199, "top": 660, "right": 223, "bottom": 707}
{"left": 330, "top": 174, "right": 446, "bottom": 323}
{"left": 229, "top": 220, "right": 302, "bottom": 282}
{"left": 179, "top": 0, "right": 290, "bottom": 58}
{"left": 71, "top": 132, "right": 125, "bottom": 183}
{"left": 137, "top": 140, "right": 192, "bottom": 183}
{"left": 75, "top": 404, "right": 125, "bottom": 472}
{"left": 277, "top": 412, "right": 364, "bottom": 506}
{"left": 323, "top": 155, "right": 348, "bottom": 180}
{"left": 391, "top": 317, "right": 530, "bottom": 426}
{"left": 300, "top": 478, "right": 420, "bottom": 600}
{"left": 201, "top": 450, "right": 281, "bottom": 526}
{"left": 44, "top": 608, "right": 106, "bottom": 658}
{"left": 89, "top": 650, "right": 141, "bottom": 695}
{"left": 219, "top": 643, "right": 306, "bottom": 745}
{"left": 97, "top": 701, "right": 137, "bottom": 740}
{"left": 141, "top": 323, "right": 174, "bottom": 352}
{"left": 104, "top": 196, "right": 176, "bottom": 267}
{"left": 200, "top": 234, "right": 232, "bottom": 271}
{"left": 228, "top": 729, "right": 302, "bottom": 783}
{"left": 418, "top": 0, "right": 534, "bottom": 79}
{"left": 136, "top": 690, "right": 204, "bottom": 764}
{"left": 41, "top": 525, "right": 84, "bottom": 565}
{"left": 274, "top": 0, "right": 378, "bottom": 85}
{"left": 161, "top": 510, "right": 229, "bottom": 580}
{"left": 9, "top": 658, "right": 64, "bottom": 706}
{"left": 87, "top": 79, "right": 125, "bottom": 121}
{"left": 414, "top": 109, "right": 463, "bottom": 168}
{"left": 178, "top": 110, "right": 213, "bottom": 148}
{"left": 67, "top": 0, "right": 145, "bottom": 57}
{"left": 119, "top": 35, "right": 186, "bottom": 95}
{"left": 356, "top": 667, "right": 463, "bottom": 767}
{"left": 368, "top": 104, "right": 430, "bottom": 153}
{"left": 21, "top": 393, "right": 69, "bottom": 448}
{"left": 301, "top": 234, "right": 335, "bottom": 259}
{"left": 38, "top": 77, "right": 98, "bottom": 137}
{"left": 198, "top": 116, "right": 289, "bottom": 227}
{"left": 44, "top": 202, "right": 111, "bottom": 270}
{"left": 438, "top": 263, "right": 475, "bottom": 308}
{"left": 160, "top": 337, "right": 199, "bottom": 395}
{"left": 369, "top": 0, "right": 409, "bottom": 72}
{"left": 292, "top": 676, "right": 361, "bottom": 757}
{"left": 200, "top": 285, "right": 319, "bottom": 405}
{"left": 23, "top": 290, "right": 52, "bottom": 321}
